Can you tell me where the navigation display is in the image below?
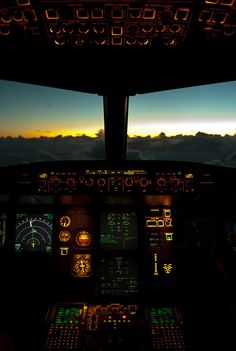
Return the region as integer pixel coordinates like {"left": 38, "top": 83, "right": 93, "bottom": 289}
{"left": 100, "top": 210, "right": 137, "bottom": 250}
{"left": 15, "top": 214, "right": 53, "bottom": 253}
{"left": 98, "top": 256, "right": 138, "bottom": 296}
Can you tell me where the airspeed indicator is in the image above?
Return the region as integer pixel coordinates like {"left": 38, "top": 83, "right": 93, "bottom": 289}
{"left": 15, "top": 214, "right": 53, "bottom": 253}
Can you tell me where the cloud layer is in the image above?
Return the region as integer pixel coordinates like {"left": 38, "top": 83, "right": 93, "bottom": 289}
{"left": 1, "top": 132, "right": 236, "bottom": 168}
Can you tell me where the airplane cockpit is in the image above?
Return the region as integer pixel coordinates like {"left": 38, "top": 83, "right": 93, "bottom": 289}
{"left": 1, "top": 1, "right": 236, "bottom": 351}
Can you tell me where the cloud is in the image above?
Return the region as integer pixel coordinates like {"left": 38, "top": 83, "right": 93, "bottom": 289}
{"left": 1, "top": 133, "right": 236, "bottom": 167}
{"left": 37, "top": 149, "right": 60, "bottom": 162}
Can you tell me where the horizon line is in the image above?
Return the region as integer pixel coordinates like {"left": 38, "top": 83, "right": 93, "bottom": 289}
{"left": 1, "top": 131, "right": 236, "bottom": 139}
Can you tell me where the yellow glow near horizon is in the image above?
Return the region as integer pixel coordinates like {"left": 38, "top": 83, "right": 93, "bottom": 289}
{"left": 0, "top": 128, "right": 101, "bottom": 138}
{"left": 128, "top": 122, "right": 236, "bottom": 137}
{"left": 1, "top": 123, "right": 236, "bottom": 138}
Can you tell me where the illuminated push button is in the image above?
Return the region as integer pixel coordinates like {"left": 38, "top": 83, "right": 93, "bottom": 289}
{"left": 170, "top": 24, "right": 181, "bottom": 33}
{"left": 224, "top": 27, "right": 235, "bottom": 36}
{"left": 63, "top": 25, "right": 75, "bottom": 35}
{"left": 138, "top": 37, "right": 150, "bottom": 46}
{"left": 165, "top": 233, "right": 173, "bottom": 241}
{"left": 157, "top": 219, "right": 164, "bottom": 227}
{"left": 129, "top": 9, "right": 142, "bottom": 19}
{"left": 45, "top": 9, "right": 60, "bottom": 20}
{"left": 0, "top": 27, "right": 10, "bottom": 36}
{"left": 198, "top": 10, "right": 213, "bottom": 22}
{"left": 60, "top": 247, "right": 69, "bottom": 256}
{"left": 163, "top": 37, "right": 176, "bottom": 46}
{"left": 111, "top": 26, "right": 123, "bottom": 36}
{"left": 49, "top": 24, "right": 62, "bottom": 35}
{"left": 112, "top": 37, "right": 123, "bottom": 45}
{"left": 155, "top": 24, "right": 165, "bottom": 32}
{"left": 76, "top": 9, "right": 89, "bottom": 19}
{"left": 13, "top": 11, "right": 24, "bottom": 22}
{"left": 213, "top": 12, "right": 228, "bottom": 24}
{"left": 1, "top": 15, "right": 12, "bottom": 23}
{"left": 143, "top": 9, "right": 155, "bottom": 19}
{"left": 92, "top": 8, "right": 104, "bottom": 19}
{"left": 94, "top": 24, "right": 105, "bottom": 34}
{"left": 142, "top": 25, "right": 153, "bottom": 33}
{"left": 17, "top": 0, "right": 31, "bottom": 5}
{"left": 111, "top": 8, "right": 125, "bottom": 19}
{"left": 74, "top": 37, "right": 85, "bottom": 46}
{"left": 174, "top": 8, "right": 190, "bottom": 21}
{"left": 78, "top": 24, "right": 89, "bottom": 34}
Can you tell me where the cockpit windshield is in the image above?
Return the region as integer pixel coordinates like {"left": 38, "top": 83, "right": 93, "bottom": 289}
{"left": 0, "top": 79, "right": 105, "bottom": 166}
{"left": 1, "top": 78, "right": 236, "bottom": 167}
{"left": 128, "top": 80, "right": 236, "bottom": 167}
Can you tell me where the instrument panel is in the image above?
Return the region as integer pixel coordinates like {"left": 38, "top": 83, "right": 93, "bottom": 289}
{"left": 0, "top": 161, "right": 235, "bottom": 351}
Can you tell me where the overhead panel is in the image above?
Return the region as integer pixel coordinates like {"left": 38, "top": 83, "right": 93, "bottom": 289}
{"left": 0, "top": 0, "right": 235, "bottom": 47}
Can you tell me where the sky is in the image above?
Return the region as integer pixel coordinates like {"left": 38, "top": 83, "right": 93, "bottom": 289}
{"left": 0, "top": 78, "right": 236, "bottom": 138}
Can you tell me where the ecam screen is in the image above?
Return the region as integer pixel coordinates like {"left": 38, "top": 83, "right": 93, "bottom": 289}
{"left": 100, "top": 210, "right": 138, "bottom": 250}
{"left": 98, "top": 256, "right": 139, "bottom": 296}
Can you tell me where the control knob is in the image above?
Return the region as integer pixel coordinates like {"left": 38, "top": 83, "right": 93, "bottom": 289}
{"left": 140, "top": 177, "right": 150, "bottom": 187}
{"left": 97, "top": 178, "right": 106, "bottom": 187}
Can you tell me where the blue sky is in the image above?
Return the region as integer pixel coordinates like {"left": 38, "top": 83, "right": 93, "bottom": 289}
{"left": 129, "top": 80, "right": 236, "bottom": 136}
{"left": 0, "top": 78, "right": 236, "bottom": 137}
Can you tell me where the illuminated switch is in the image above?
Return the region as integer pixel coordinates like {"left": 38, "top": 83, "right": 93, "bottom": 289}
{"left": 157, "top": 219, "right": 164, "bottom": 227}
{"left": 0, "top": 28, "right": 10, "bottom": 36}
{"left": 17, "top": 0, "right": 31, "bottom": 5}
{"left": 146, "top": 219, "right": 158, "bottom": 227}
{"left": 60, "top": 247, "right": 69, "bottom": 256}
{"left": 92, "top": 8, "right": 104, "bottom": 19}
{"left": 198, "top": 10, "right": 213, "bottom": 22}
{"left": 165, "top": 233, "right": 173, "bottom": 241}
{"left": 112, "top": 37, "right": 123, "bottom": 45}
{"left": 164, "top": 209, "right": 171, "bottom": 217}
{"left": 12, "top": 11, "right": 24, "bottom": 22}
{"left": 129, "top": 9, "right": 142, "bottom": 19}
{"left": 111, "top": 26, "right": 123, "bottom": 36}
{"left": 165, "top": 219, "right": 173, "bottom": 227}
{"left": 93, "top": 23, "right": 105, "bottom": 34}
{"left": 174, "top": 8, "right": 190, "bottom": 21}
{"left": 45, "top": 9, "right": 60, "bottom": 20}
{"left": 143, "top": 9, "right": 155, "bottom": 19}
{"left": 213, "top": 12, "right": 228, "bottom": 24}
{"left": 138, "top": 37, "right": 150, "bottom": 46}
{"left": 220, "top": 0, "right": 235, "bottom": 5}
{"left": 111, "top": 8, "right": 125, "bottom": 19}
{"left": 126, "top": 37, "right": 136, "bottom": 46}
{"left": 76, "top": 9, "right": 89, "bottom": 19}
{"left": 205, "top": 0, "right": 219, "bottom": 4}
{"left": 0, "top": 15, "right": 12, "bottom": 24}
